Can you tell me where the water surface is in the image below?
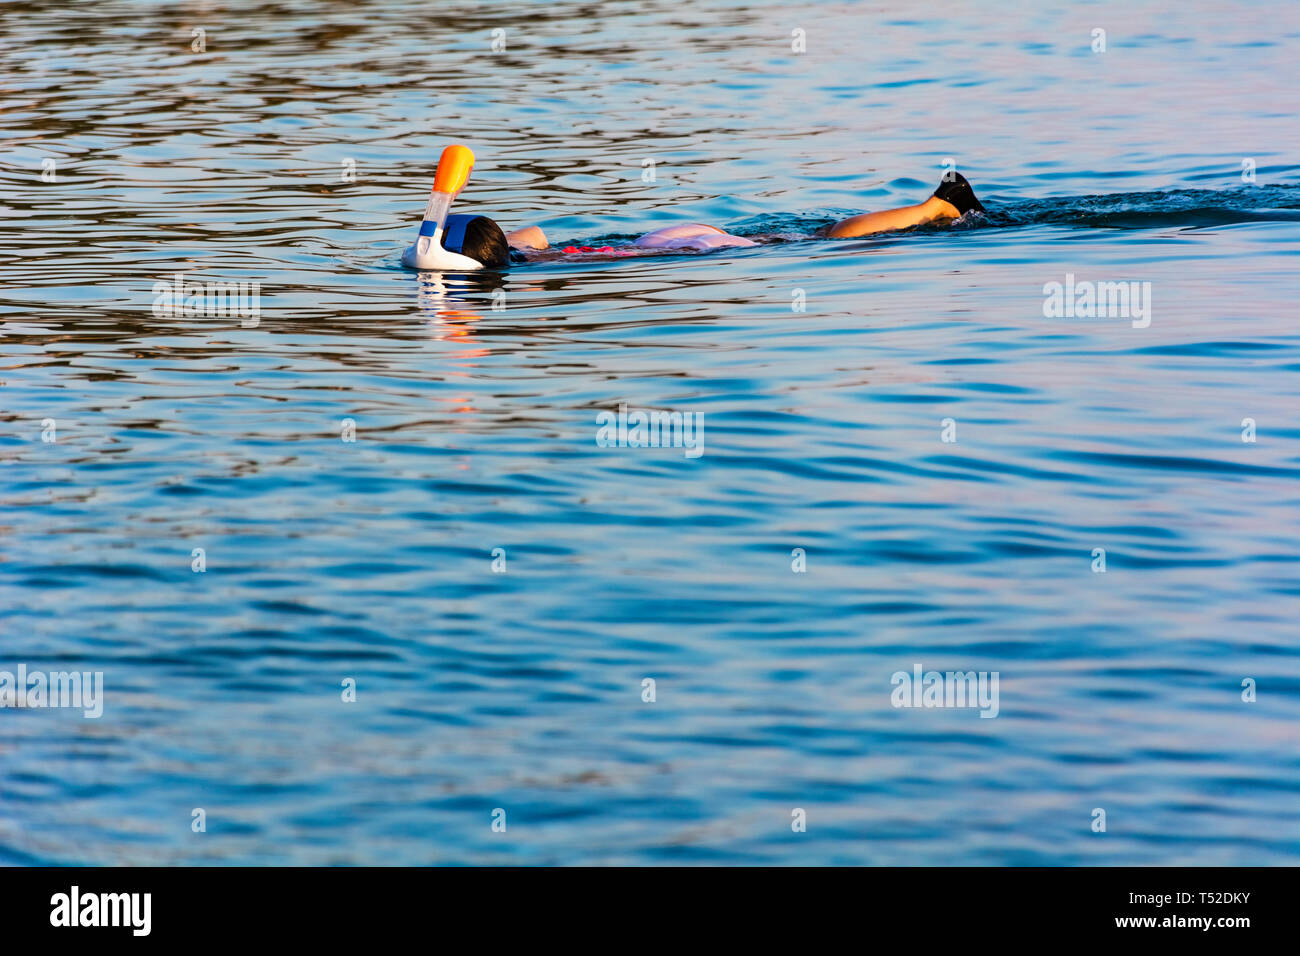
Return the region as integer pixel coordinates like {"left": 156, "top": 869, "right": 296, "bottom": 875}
{"left": 2, "top": 0, "right": 1299, "bottom": 865}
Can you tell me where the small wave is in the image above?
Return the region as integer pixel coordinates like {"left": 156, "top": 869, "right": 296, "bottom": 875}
{"left": 539, "top": 185, "right": 1300, "bottom": 258}
{"left": 974, "top": 184, "right": 1300, "bottom": 231}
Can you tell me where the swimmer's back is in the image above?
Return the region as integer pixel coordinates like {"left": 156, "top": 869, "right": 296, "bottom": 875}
{"left": 634, "top": 223, "right": 757, "bottom": 251}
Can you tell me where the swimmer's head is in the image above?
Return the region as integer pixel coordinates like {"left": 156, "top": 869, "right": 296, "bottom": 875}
{"left": 443, "top": 214, "right": 510, "bottom": 269}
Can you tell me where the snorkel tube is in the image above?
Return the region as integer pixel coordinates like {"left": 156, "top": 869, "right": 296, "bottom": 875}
{"left": 402, "top": 144, "right": 484, "bottom": 271}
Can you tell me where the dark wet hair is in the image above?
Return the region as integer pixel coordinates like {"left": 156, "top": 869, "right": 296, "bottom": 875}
{"left": 461, "top": 216, "right": 509, "bottom": 268}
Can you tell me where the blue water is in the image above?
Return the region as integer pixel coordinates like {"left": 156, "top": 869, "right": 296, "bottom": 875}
{"left": 2, "top": 0, "right": 1299, "bottom": 865}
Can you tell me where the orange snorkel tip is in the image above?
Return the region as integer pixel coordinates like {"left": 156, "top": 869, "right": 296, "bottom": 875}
{"left": 432, "top": 144, "right": 475, "bottom": 196}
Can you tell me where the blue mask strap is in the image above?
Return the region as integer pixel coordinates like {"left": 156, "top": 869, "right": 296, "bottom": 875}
{"left": 442, "top": 214, "right": 478, "bottom": 254}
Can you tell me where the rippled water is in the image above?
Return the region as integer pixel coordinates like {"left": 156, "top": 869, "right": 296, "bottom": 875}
{"left": 2, "top": 0, "right": 1299, "bottom": 865}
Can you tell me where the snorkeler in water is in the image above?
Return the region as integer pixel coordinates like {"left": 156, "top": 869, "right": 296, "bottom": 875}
{"left": 401, "top": 145, "right": 986, "bottom": 271}
{"left": 506, "top": 170, "right": 985, "bottom": 257}
{"left": 401, "top": 145, "right": 512, "bottom": 270}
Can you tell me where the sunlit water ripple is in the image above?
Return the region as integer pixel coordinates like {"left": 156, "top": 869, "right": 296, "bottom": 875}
{"left": 1, "top": 0, "right": 1298, "bottom": 865}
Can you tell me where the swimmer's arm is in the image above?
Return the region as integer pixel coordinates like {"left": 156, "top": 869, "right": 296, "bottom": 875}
{"left": 506, "top": 225, "right": 549, "bottom": 251}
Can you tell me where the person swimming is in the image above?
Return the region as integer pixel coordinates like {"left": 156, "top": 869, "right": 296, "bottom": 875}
{"left": 504, "top": 171, "right": 986, "bottom": 256}
{"left": 401, "top": 144, "right": 986, "bottom": 270}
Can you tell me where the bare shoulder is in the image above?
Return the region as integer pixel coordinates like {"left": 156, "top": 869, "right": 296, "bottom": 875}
{"left": 506, "top": 224, "right": 549, "bottom": 250}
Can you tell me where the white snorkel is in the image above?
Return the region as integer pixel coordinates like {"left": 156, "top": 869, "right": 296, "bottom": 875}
{"left": 402, "top": 144, "right": 484, "bottom": 271}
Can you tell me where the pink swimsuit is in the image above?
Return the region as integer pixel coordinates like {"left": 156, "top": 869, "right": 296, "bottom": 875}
{"left": 632, "top": 223, "right": 758, "bottom": 251}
